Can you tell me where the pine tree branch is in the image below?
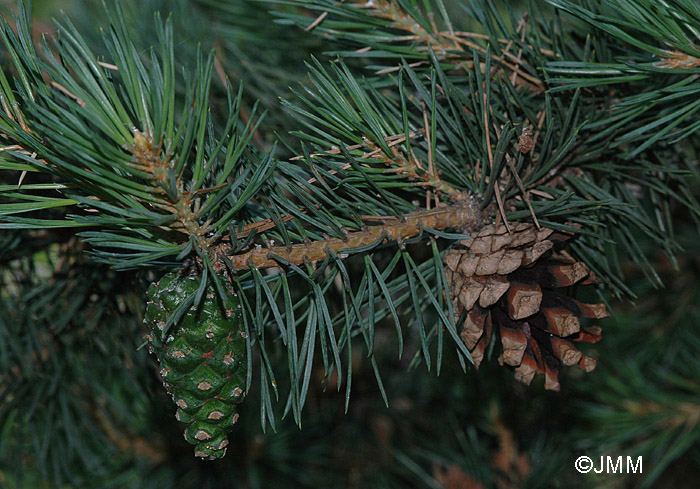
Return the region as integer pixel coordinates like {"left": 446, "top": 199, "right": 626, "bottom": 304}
{"left": 282, "top": 0, "right": 547, "bottom": 91}
{"left": 221, "top": 201, "right": 482, "bottom": 270}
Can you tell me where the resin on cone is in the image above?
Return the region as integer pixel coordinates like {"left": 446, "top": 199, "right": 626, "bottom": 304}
{"left": 144, "top": 271, "right": 246, "bottom": 459}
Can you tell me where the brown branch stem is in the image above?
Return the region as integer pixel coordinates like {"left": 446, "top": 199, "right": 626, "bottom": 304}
{"left": 220, "top": 202, "right": 482, "bottom": 271}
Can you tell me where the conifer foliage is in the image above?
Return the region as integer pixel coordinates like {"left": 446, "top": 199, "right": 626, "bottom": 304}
{"left": 1, "top": 0, "right": 699, "bottom": 487}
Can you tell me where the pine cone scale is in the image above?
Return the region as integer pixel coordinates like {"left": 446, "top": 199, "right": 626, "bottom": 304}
{"left": 445, "top": 223, "right": 607, "bottom": 390}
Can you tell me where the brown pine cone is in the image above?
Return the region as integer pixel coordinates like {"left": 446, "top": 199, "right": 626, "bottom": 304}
{"left": 445, "top": 223, "right": 608, "bottom": 391}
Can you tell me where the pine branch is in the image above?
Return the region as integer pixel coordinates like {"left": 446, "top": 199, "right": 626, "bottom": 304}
{"left": 1, "top": 0, "right": 698, "bottom": 445}
{"left": 222, "top": 203, "right": 482, "bottom": 270}
{"left": 273, "top": 0, "right": 547, "bottom": 91}
{"left": 544, "top": 0, "right": 700, "bottom": 152}
{"left": 1, "top": 2, "right": 700, "bottom": 485}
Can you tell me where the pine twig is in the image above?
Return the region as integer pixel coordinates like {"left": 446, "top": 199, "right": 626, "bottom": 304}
{"left": 220, "top": 202, "right": 481, "bottom": 270}
{"left": 655, "top": 50, "right": 700, "bottom": 69}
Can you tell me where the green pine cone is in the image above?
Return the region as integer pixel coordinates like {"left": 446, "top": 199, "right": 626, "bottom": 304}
{"left": 144, "top": 271, "right": 246, "bottom": 459}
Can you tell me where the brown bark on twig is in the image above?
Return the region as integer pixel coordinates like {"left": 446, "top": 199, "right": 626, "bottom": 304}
{"left": 220, "top": 202, "right": 482, "bottom": 271}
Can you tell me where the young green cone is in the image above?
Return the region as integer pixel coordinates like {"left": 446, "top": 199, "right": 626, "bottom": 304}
{"left": 144, "top": 272, "right": 246, "bottom": 459}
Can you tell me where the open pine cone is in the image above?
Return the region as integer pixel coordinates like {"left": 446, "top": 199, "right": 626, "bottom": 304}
{"left": 445, "top": 223, "right": 609, "bottom": 391}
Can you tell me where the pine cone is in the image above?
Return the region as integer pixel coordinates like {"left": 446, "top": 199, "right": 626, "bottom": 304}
{"left": 144, "top": 272, "right": 246, "bottom": 459}
{"left": 445, "top": 223, "right": 608, "bottom": 391}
